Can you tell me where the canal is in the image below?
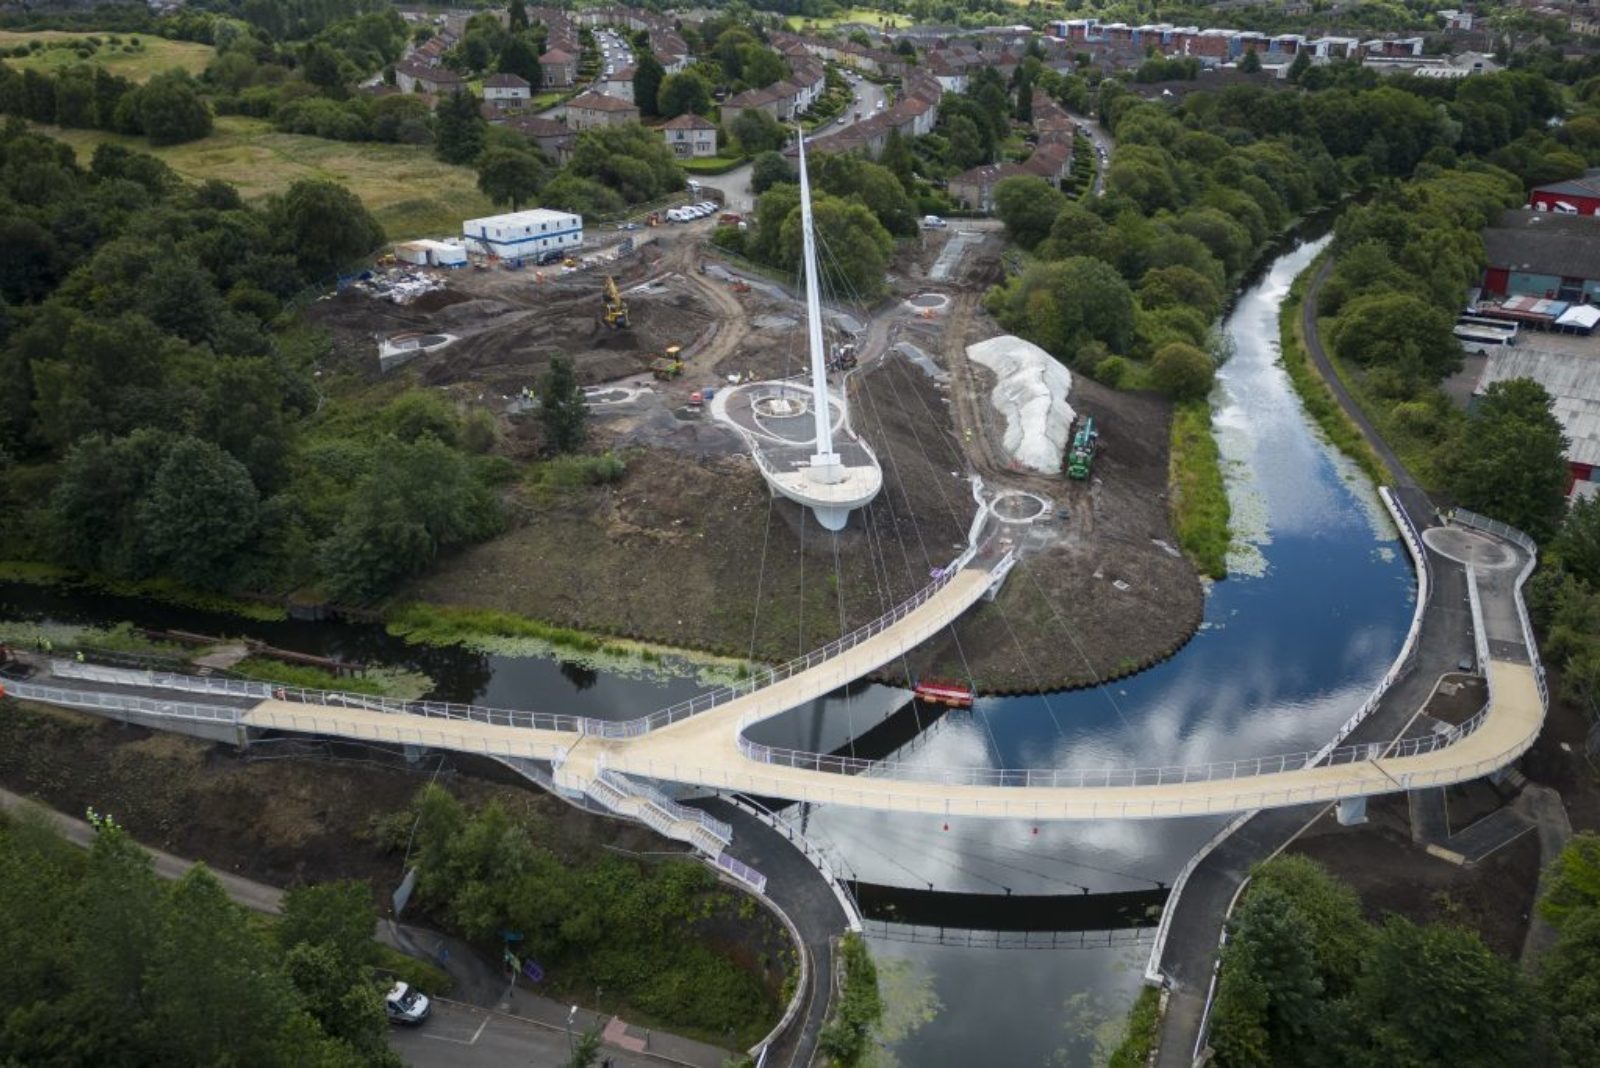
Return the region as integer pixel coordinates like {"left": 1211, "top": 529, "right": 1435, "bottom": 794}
{"left": 0, "top": 232, "right": 1415, "bottom": 1064}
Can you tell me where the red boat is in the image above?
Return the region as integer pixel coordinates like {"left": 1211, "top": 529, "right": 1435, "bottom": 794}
{"left": 913, "top": 678, "right": 975, "bottom": 708}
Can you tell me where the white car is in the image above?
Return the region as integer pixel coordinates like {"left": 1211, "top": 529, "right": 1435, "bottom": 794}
{"left": 698, "top": 201, "right": 717, "bottom": 213}
{"left": 666, "top": 208, "right": 686, "bottom": 222}
{"left": 922, "top": 215, "right": 947, "bottom": 229}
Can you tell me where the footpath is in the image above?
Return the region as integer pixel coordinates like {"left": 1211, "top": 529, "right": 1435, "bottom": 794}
{"left": 1150, "top": 261, "right": 1492, "bottom": 1066}
{"left": 0, "top": 786, "right": 734, "bottom": 1068}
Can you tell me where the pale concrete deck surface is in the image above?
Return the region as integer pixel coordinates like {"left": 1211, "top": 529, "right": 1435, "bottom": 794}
{"left": 234, "top": 565, "right": 1547, "bottom": 822}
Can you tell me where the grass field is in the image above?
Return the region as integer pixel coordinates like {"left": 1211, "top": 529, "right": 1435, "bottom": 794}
{"left": 0, "top": 30, "right": 213, "bottom": 82}
{"left": 39, "top": 116, "right": 494, "bottom": 239}
{"left": 785, "top": 7, "right": 911, "bottom": 30}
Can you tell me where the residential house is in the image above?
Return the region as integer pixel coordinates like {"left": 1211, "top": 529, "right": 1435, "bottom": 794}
{"left": 564, "top": 90, "right": 640, "bottom": 130}
{"left": 483, "top": 72, "right": 532, "bottom": 108}
{"left": 601, "top": 65, "right": 636, "bottom": 102}
{"left": 499, "top": 113, "right": 577, "bottom": 165}
{"left": 395, "top": 58, "right": 465, "bottom": 95}
{"left": 660, "top": 113, "right": 718, "bottom": 157}
{"left": 541, "top": 49, "right": 577, "bottom": 89}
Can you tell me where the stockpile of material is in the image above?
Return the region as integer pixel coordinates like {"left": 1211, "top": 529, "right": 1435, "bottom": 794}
{"left": 966, "top": 335, "right": 1076, "bottom": 475}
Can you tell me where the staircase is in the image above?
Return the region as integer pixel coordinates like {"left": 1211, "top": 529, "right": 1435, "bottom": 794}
{"left": 548, "top": 752, "right": 733, "bottom": 857}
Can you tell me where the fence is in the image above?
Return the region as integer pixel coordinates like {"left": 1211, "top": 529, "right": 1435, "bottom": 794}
{"left": 51, "top": 660, "right": 271, "bottom": 699}
{"left": 863, "top": 921, "right": 1154, "bottom": 952}
{"left": 0, "top": 678, "right": 242, "bottom": 725}
{"left": 596, "top": 769, "right": 733, "bottom": 844}
{"left": 713, "top": 852, "right": 768, "bottom": 895}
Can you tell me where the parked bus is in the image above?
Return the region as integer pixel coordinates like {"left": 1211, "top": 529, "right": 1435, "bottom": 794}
{"left": 1454, "top": 325, "right": 1516, "bottom": 354}
{"left": 1456, "top": 314, "right": 1519, "bottom": 338}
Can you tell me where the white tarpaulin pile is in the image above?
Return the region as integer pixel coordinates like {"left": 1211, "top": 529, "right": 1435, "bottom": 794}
{"left": 966, "top": 335, "right": 1076, "bottom": 474}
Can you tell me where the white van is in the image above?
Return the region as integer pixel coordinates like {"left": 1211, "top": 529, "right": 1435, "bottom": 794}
{"left": 384, "top": 982, "right": 431, "bottom": 1025}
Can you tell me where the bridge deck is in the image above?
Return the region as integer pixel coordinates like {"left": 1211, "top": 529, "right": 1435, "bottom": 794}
{"left": 224, "top": 555, "right": 1546, "bottom": 821}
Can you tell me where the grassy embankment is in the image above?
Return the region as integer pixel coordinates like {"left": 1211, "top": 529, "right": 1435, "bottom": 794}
{"left": 0, "top": 30, "right": 213, "bottom": 81}
{"left": 39, "top": 115, "right": 495, "bottom": 239}
{"left": 1168, "top": 399, "right": 1230, "bottom": 580}
{"left": 0, "top": 561, "right": 289, "bottom": 621}
{"left": 785, "top": 7, "right": 911, "bottom": 29}
{"left": 1278, "top": 257, "right": 1388, "bottom": 484}
{"left": 1107, "top": 986, "right": 1161, "bottom": 1068}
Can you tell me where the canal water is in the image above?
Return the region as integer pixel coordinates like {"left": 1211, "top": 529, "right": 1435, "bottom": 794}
{"left": 0, "top": 233, "right": 1415, "bottom": 1064}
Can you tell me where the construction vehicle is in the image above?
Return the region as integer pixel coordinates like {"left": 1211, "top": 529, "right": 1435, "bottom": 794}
{"left": 730, "top": 279, "right": 751, "bottom": 294}
{"left": 646, "top": 212, "right": 662, "bottom": 227}
{"left": 602, "top": 275, "right": 630, "bottom": 328}
{"left": 650, "top": 344, "right": 683, "bottom": 380}
{"left": 1066, "top": 417, "right": 1099, "bottom": 480}
{"left": 827, "top": 341, "right": 858, "bottom": 373}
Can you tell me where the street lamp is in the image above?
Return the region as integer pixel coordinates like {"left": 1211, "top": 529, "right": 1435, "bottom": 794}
{"left": 566, "top": 1005, "right": 578, "bottom": 1058}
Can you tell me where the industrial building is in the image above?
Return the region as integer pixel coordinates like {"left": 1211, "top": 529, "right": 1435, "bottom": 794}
{"left": 461, "top": 209, "right": 583, "bottom": 263}
{"left": 1481, "top": 209, "right": 1600, "bottom": 304}
{"left": 1528, "top": 171, "right": 1600, "bottom": 215}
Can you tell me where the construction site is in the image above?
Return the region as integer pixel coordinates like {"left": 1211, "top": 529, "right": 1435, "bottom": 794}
{"left": 309, "top": 222, "right": 1204, "bottom": 692}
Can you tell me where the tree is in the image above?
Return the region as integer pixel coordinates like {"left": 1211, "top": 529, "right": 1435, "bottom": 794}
{"left": 276, "top": 178, "right": 385, "bottom": 277}
{"left": 1554, "top": 495, "right": 1600, "bottom": 587}
{"left": 878, "top": 128, "right": 915, "bottom": 193}
{"left": 508, "top": 0, "right": 528, "bottom": 32}
{"left": 476, "top": 145, "right": 547, "bottom": 211}
{"left": 778, "top": 195, "right": 895, "bottom": 301}
{"left": 634, "top": 51, "right": 665, "bottom": 119}
{"left": 946, "top": 114, "right": 985, "bottom": 170}
{"left": 731, "top": 107, "right": 786, "bottom": 156}
{"left": 139, "top": 436, "right": 261, "bottom": 590}
{"left": 1445, "top": 378, "right": 1570, "bottom": 542}
{"left": 990, "top": 257, "right": 1136, "bottom": 362}
{"left": 739, "top": 45, "right": 787, "bottom": 90}
{"left": 147, "top": 867, "right": 299, "bottom": 1066}
{"left": 434, "top": 88, "right": 486, "bottom": 165}
{"left": 319, "top": 436, "right": 500, "bottom": 601}
{"left": 567, "top": 123, "right": 684, "bottom": 203}
{"left": 657, "top": 70, "right": 712, "bottom": 119}
{"left": 1287, "top": 50, "right": 1312, "bottom": 84}
{"left": 1150, "top": 342, "right": 1215, "bottom": 401}
{"left": 1240, "top": 48, "right": 1262, "bottom": 74}
{"left": 993, "top": 175, "right": 1066, "bottom": 250}
{"left": 1541, "top": 833, "right": 1600, "bottom": 928}
{"left": 816, "top": 155, "right": 916, "bottom": 236}
{"left": 1217, "top": 885, "right": 1323, "bottom": 1062}
{"left": 136, "top": 73, "right": 212, "bottom": 145}
{"left": 1329, "top": 292, "right": 1459, "bottom": 387}
{"left": 751, "top": 151, "right": 794, "bottom": 195}
{"left": 1539, "top": 906, "right": 1600, "bottom": 1067}
{"left": 1345, "top": 917, "right": 1531, "bottom": 1066}
{"left": 498, "top": 33, "right": 542, "bottom": 86}
{"left": 539, "top": 355, "right": 587, "bottom": 453}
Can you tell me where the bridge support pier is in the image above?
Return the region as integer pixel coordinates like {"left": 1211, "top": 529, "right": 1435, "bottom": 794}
{"left": 401, "top": 744, "right": 429, "bottom": 766}
{"left": 1336, "top": 796, "right": 1368, "bottom": 826}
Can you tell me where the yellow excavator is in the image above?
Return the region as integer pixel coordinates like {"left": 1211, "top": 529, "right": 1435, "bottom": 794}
{"left": 602, "top": 275, "right": 629, "bottom": 329}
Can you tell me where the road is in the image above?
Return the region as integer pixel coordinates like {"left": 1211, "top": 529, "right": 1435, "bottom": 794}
{"left": 697, "top": 75, "right": 888, "bottom": 212}
{"left": 1067, "top": 109, "right": 1112, "bottom": 197}
{"left": 390, "top": 999, "right": 673, "bottom": 1068}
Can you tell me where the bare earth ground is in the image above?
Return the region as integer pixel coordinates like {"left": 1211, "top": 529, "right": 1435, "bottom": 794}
{"left": 1285, "top": 800, "right": 1540, "bottom": 959}
{"left": 326, "top": 228, "right": 1203, "bottom": 691}
{"left": 0, "top": 699, "right": 790, "bottom": 1018}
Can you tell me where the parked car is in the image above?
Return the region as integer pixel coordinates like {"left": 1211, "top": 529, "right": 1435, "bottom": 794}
{"left": 922, "top": 215, "right": 948, "bottom": 229}
{"left": 384, "top": 982, "right": 431, "bottom": 1026}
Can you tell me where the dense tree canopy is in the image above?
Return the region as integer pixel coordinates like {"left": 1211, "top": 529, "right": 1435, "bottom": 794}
{"left": 1445, "top": 378, "right": 1570, "bottom": 543}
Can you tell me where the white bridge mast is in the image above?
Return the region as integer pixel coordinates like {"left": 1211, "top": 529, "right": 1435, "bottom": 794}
{"left": 796, "top": 126, "right": 842, "bottom": 487}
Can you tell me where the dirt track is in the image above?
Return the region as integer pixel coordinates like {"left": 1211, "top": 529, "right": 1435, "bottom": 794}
{"left": 401, "top": 226, "right": 1203, "bottom": 691}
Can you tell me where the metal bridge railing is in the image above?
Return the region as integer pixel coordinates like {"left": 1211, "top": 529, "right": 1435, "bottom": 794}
{"left": 713, "top": 852, "right": 768, "bottom": 895}
{"left": 596, "top": 770, "right": 733, "bottom": 844}
{"left": 0, "top": 678, "right": 243, "bottom": 725}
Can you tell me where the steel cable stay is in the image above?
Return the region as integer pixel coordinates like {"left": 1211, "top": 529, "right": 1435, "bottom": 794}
{"left": 810, "top": 224, "right": 993, "bottom": 744}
